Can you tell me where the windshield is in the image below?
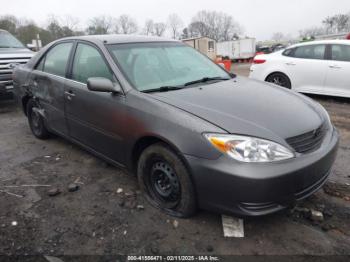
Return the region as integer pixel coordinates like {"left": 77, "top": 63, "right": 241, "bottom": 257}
{"left": 107, "top": 42, "right": 230, "bottom": 91}
{"left": 0, "top": 31, "right": 25, "bottom": 48}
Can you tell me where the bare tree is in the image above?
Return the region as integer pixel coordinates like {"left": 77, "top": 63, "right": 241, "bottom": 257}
{"left": 323, "top": 16, "right": 337, "bottom": 34}
{"left": 115, "top": 15, "right": 138, "bottom": 34}
{"left": 153, "top": 22, "right": 166, "bottom": 36}
{"left": 167, "top": 14, "right": 183, "bottom": 39}
{"left": 143, "top": 19, "right": 154, "bottom": 35}
{"left": 299, "top": 27, "right": 327, "bottom": 38}
{"left": 0, "top": 15, "right": 19, "bottom": 34}
{"left": 189, "top": 10, "right": 242, "bottom": 41}
{"left": 86, "top": 15, "right": 113, "bottom": 35}
{"left": 271, "top": 32, "right": 284, "bottom": 42}
{"left": 334, "top": 14, "right": 350, "bottom": 32}
{"left": 61, "top": 15, "right": 80, "bottom": 32}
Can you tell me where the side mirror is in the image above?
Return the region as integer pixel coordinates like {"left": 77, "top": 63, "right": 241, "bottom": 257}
{"left": 87, "top": 77, "right": 122, "bottom": 93}
{"left": 27, "top": 44, "right": 36, "bottom": 51}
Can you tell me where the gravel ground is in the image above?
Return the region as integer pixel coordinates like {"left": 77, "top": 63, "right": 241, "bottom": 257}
{"left": 0, "top": 66, "right": 349, "bottom": 256}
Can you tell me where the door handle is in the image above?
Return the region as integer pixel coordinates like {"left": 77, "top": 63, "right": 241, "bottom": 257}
{"left": 329, "top": 65, "right": 341, "bottom": 69}
{"left": 286, "top": 62, "right": 296, "bottom": 66}
{"left": 64, "top": 91, "right": 76, "bottom": 100}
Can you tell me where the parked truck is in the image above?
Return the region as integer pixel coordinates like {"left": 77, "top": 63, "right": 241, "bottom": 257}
{"left": 0, "top": 29, "right": 34, "bottom": 98}
{"left": 217, "top": 38, "right": 256, "bottom": 62}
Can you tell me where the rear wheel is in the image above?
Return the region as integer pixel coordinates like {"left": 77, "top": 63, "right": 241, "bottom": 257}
{"left": 137, "top": 143, "right": 197, "bottom": 217}
{"left": 27, "top": 99, "right": 50, "bottom": 139}
{"left": 266, "top": 73, "right": 291, "bottom": 89}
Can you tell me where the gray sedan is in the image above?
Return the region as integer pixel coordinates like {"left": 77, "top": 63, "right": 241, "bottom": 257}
{"left": 13, "top": 35, "right": 339, "bottom": 217}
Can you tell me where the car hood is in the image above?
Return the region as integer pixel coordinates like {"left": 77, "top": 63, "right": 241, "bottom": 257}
{"left": 151, "top": 76, "right": 324, "bottom": 144}
{"left": 0, "top": 48, "right": 34, "bottom": 58}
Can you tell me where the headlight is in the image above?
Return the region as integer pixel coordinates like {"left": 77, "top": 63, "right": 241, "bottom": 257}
{"left": 204, "top": 134, "right": 295, "bottom": 163}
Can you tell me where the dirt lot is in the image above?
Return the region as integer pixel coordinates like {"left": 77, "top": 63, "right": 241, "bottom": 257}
{"left": 0, "top": 65, "right": 350, "bottom": 257}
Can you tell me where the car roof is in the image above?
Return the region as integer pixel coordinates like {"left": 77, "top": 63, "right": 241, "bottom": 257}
{"left": 61, "top": 34, "right": 179, "bottom": 45}
{"left": 289, "top": 39, "right": 350, "bottom": 48}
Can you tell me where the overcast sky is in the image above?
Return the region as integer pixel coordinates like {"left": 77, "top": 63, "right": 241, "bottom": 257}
{"left": 2, "top": 0, "right": 350, "bottom": 40}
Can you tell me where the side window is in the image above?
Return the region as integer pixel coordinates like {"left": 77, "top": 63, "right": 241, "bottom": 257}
{"left": 72, "top": 43, "right": 114, "bottom": 84}
{"left": 36, "top": 57, "right": 45, "bottom": 71}
{"left": 293, "top": 45, "right": 326, "bottom": 60}
{"left": 331, "top": 45, "right": 350, "bottom": 62}
{"left": 43, "top": 42, "right": 73, "bottom": 77}
{"left": 282, "top": 48, "right": 294, "bottom": 57}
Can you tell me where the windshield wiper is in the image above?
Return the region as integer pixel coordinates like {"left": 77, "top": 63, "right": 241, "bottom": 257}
{"left": 142, "top": 85, "right": 184, "bottom": 93}
{"left": 184, "top": 76, "right": 231, "bottom": 87}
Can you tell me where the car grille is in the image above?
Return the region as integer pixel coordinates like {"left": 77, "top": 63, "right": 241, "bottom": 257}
{"left": 286, "top": 124, "right": 327, "bottom": 154}
{"left": 0, "top": 56, "right": 32, "bottom": 85}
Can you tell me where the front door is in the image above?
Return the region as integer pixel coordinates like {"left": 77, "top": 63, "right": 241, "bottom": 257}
{"left": 65, "top": 42, "right": 126, "bottom": 164}
{"left": 324, "top": 44, "right": 350, "bottom": 97}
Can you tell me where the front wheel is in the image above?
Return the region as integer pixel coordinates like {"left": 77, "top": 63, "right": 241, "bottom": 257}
{"left": 266, "top": 73, "right": 291, "bottom": 89}
{"left": 27, "top": 99, "right": 50, "bottom": 139}
{"left": 137, "top": 143, "right": 197, "bottom": 217}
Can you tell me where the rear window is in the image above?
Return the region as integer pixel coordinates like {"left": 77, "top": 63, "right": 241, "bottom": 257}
{"left": 42, "top": 42, "right": 73, "bottom": 77}
{"left": 331, "top": 44, "right": 350, "bottom": 62}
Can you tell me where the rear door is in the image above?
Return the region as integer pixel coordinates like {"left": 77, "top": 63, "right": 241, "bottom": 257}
{"left": 324, "top": 44, "right": 350, "bottom": 97}
{"left": 284, "top": 44, "right": 327, "bottom": 93}
{"left": 30, "top": 41, "right": 73, "bottom": 136}
{"left": 64, "top": 41, "right": 127, "bottom": 164}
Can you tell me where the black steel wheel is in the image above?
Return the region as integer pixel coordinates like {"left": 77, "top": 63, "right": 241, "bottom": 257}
{"left": 27, "top": 99, "right": 50, "bottom": 139}
{"left": 266, "top": 73, "right": 291, "bottom": 89}
{"left": 149, "top": 161, "right": 181, "bottom": 206}
{"left": 137, "top": 143, "right": 196, "bottom": 217}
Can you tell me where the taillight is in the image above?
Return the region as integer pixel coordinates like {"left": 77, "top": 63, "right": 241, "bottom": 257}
{"left": 253, "top": 59, "right": 266, "bottom": 64}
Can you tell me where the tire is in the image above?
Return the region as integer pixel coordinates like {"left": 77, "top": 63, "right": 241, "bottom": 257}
{"left": 26, "top": 99, "right": 50, "bottom": 139}
{"left": 266, "top": 73, "right": 291, "bottom": 89}
{"left": 137, "top": 143, "right": 197, "bottom": 217}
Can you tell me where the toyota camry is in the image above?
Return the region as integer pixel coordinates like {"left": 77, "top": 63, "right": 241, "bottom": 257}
{"left": 13, "top": 35, "right": 339, "bottom": 217}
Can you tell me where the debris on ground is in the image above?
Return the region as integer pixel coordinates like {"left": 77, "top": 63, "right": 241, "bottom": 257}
{"left": 136, "top": 205, "right": 144, "bottom": 210}
{"left": 47, "top": 188, "right": 61, "bottom": 197}
{"left": 222, "top": 215, "right": 244, "bottom": 238}
{"left": 0, "top": 190, "right": 24, "bottom": 198}
{"left": 116, "top": 188, "right": 123, "bottom": 194}
{"left": 67, "top": 183, "right": 79, "bottom": 192}
{"left": 309, "top": 209, "right": 324, "bottom": 222}
{"left": 323, "top": 182, "right": 349, "bottom": 199}
{"left": 292, "top": 206, "right": 310, "bottom": 218}
{"left": 44, "top": 256, "right": 65, "bottom": 262}
{"left": 73, "top": 177, "right": 84, "bottom": 185}
{"left": 11, "top": 221, "right": 18, "bottom": 226}
{"left": 173, "top": 220, "right": 179, "bottom": 229}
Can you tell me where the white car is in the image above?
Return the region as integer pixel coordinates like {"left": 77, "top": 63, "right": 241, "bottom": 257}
{"left": 249, "top": 40, "right": 350, "bottom": 98}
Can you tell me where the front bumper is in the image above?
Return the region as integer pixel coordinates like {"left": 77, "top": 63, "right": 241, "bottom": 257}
{"left": 185, "top": 128, "right": 339, "bottom": 216}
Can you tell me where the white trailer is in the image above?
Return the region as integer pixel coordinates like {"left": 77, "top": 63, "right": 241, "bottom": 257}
{"left": 217, "top": 38, "right": 256, "bottom": 61}
{"left": 182, "top": 37, "right": 217, "bottom": 60}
